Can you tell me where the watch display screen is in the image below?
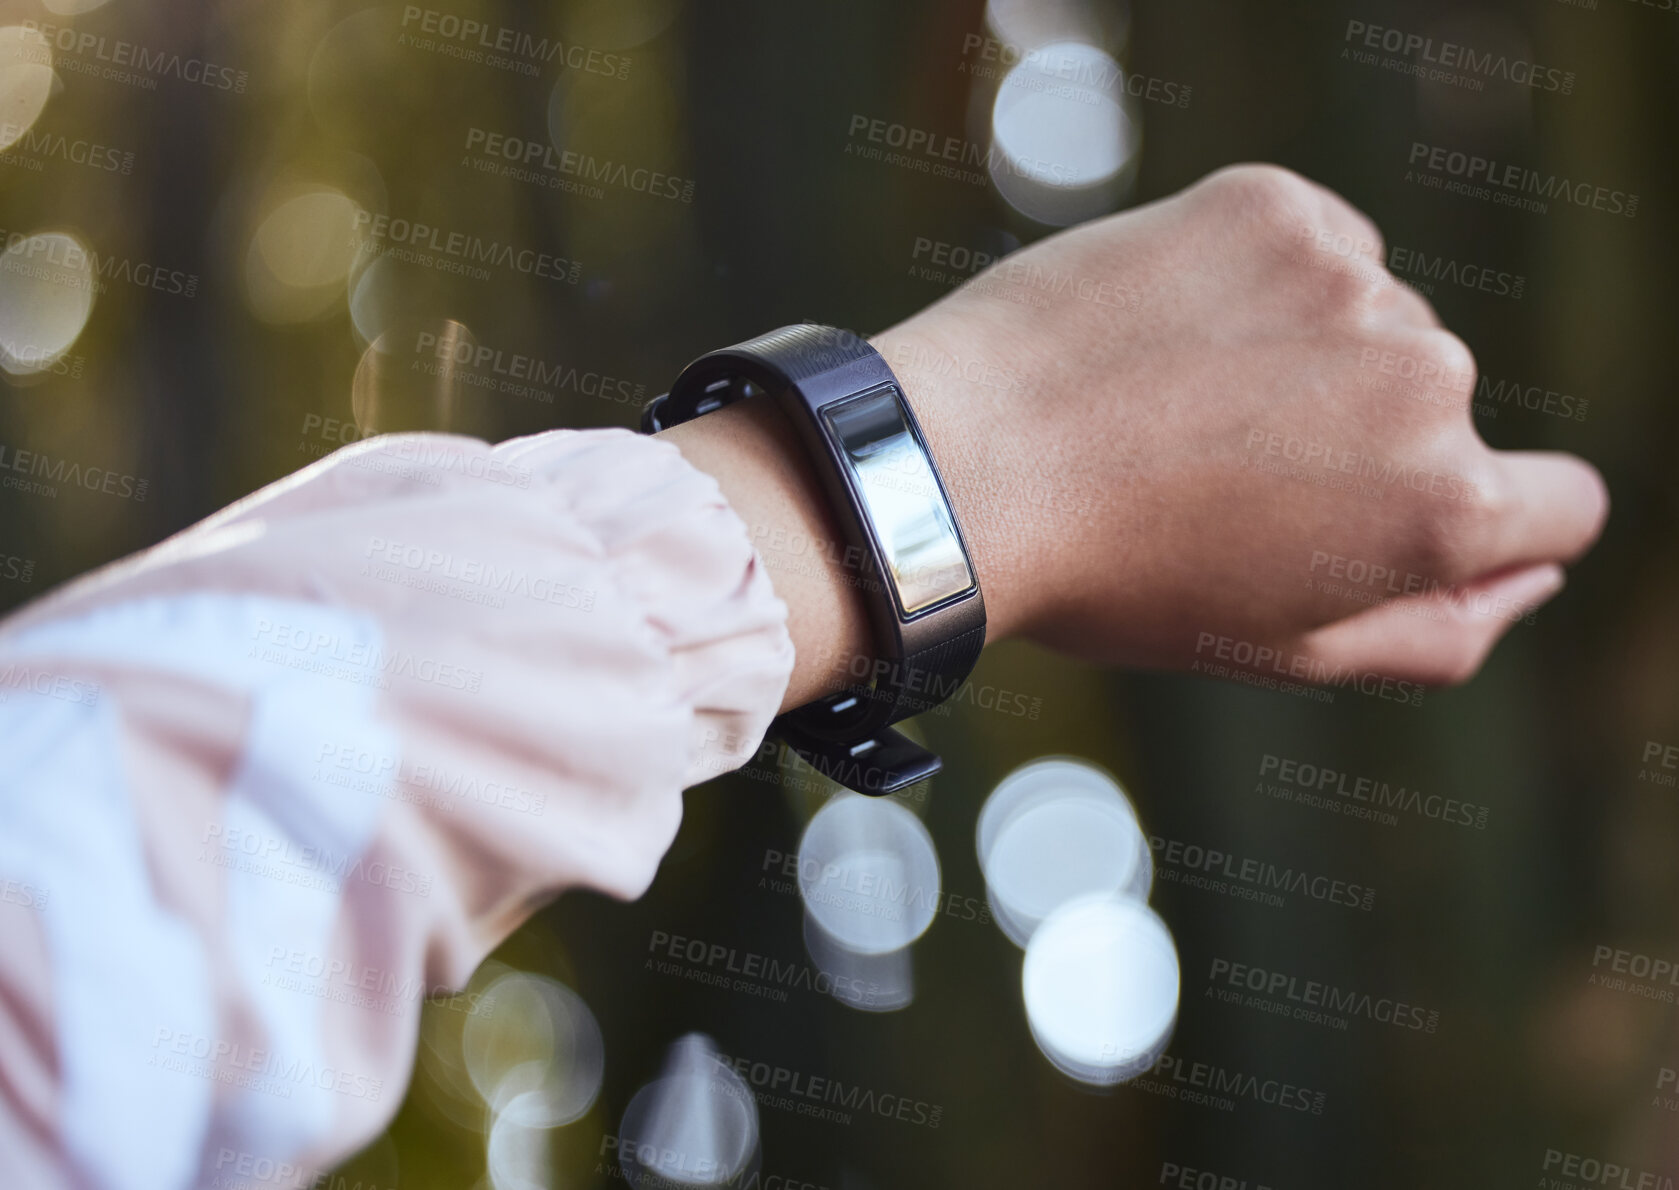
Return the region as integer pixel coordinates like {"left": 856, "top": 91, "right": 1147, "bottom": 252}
{"left": 821, "top": 387, "right": 976, "bottom": 615}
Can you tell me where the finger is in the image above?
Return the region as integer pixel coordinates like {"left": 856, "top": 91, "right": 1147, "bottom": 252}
{"left": 1310, "top": 189, "right": 1446, "bottom": 331}
{"left": 1361, "top": 326, "right": 1476, "bottom": 410}
{"left": 1367, "top": 275, "right": 1442, "bottom": 331}
{"left": 1477, "top": 450, "right": 1610, "bottom": 570}
{"left": 1289, "top": 562, "right": 1566, "bottom": 686}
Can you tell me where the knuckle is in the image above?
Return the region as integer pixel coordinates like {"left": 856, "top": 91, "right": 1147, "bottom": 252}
{"left": 1323, "top": 197, "right": 1386, "bottom": 260}
{"left": 1320, "top": 260, "right": 1387, "bottom": 319}
{"left": 1203, "top": 163, "right": 1320, "bottom": 234}
{"left": 1406, "top": 487, "right": 1485, "bottom": 581}
{"left": 1458, "top": 461, "right": 1508, "bottom": 524}
{"left": 1423, "top": 329, "right": 1478, "bottom": 384}
{"left": 1381, "top": 282, "right": 1441, "bottom": 328}
{"left": 1361, "top": 328, "right": 1476, "bottom": 404}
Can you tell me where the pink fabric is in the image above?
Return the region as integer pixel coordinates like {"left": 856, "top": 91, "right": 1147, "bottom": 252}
{"left": 0, "top": 428, "right": 794, "bottom": 1188}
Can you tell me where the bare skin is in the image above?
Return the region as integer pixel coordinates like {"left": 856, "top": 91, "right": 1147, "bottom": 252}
{"left": 662, "top": 165, "right": 1610, "bottom": 712}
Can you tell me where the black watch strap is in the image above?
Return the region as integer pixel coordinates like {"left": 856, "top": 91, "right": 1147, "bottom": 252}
{"left": 642, "top": 324, "right": 986, "bottom": 795}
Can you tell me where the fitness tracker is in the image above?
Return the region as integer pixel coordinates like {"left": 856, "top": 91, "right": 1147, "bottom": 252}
{"left": 642, "top": 324, "right": 986, "bottom": 795}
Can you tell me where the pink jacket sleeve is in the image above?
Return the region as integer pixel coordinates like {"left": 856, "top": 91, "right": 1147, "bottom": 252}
{"left": 0, "top": 427, "right": 794, "bottom": 1190}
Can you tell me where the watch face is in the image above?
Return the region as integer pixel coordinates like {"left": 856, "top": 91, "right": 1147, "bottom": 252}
{"left": 821, "top": 387, "right": 976, "bottom": 615}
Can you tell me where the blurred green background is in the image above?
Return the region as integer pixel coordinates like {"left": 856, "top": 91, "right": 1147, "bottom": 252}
{"left": 1, "top": 0, "right": 1676, "bottom": 1186}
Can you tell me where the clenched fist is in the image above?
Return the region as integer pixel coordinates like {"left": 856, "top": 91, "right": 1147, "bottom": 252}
{"left": 876, "top": 164, "right": 1608, "bottom": 688}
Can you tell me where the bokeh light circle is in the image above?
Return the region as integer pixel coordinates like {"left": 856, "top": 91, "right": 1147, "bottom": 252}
{"left": 486, "top": 1091, "right": 551, "bottom": 1190}
{"left": 0, "top": 26, "right": 55, "bottom": 154}
{"left": 461, "top": 972, "right": 605, "bottom": 1129}
{"left": 0, "top": 230, "right": 96, "bottom": 377}
{"left": 244, "top": 188, "right": 364, "bottom": 324}
{"left": 1022, "top": 895, "right": 1179, "bottom": 1085}
{"left": 977, "top": 757, "right": 1151, "bottom": 946}
{"left": 350, "top": 317, "right": 478, "bottom": 437}
{"left": 798, "top": 792, "right": 941, "bottom": 955}
{"left": 989, "top": 40, "right": 1135, "bottom": 226}
{"left": 619, "top": 1034, "right": 759, "bottom": 1189}
{"left": 802, "top": 910, "right": 912, "bottom": 1013}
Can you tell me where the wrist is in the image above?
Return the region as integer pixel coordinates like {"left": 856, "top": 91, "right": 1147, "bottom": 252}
{"left": 869, "top": 322, "right": 1037, "bottom": 644}
{"left": 659, "top": 399, "right": 873, "bottom": 714}
{"left": 660, "top": 321, "right": 1027, "bottom": 720}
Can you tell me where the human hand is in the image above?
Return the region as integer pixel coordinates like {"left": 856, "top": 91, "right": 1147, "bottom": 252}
{"left": 878, "top": 164, "right": 1608, "bottom": 687}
